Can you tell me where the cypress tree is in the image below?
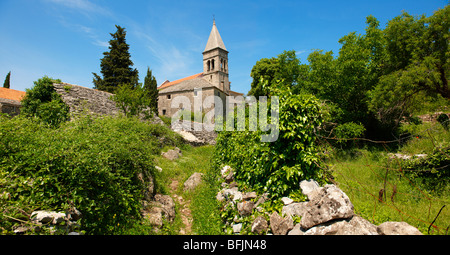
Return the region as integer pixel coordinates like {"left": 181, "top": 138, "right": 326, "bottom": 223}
{"left": 143, "top": 67, "right": 158, "bottom": 113}
{"left": 93, "top": 25, "right": 138, "bottom": 93}
{"left": 3, "top": 71, "right": 11, "bottom": 89}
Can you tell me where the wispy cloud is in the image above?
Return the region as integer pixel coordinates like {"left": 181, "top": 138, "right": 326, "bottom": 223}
{"left": 76, "top": 24, "right": 109, "bottom": 47}
{"left": 133, "top": 28, "right": 200, "bottom": 84}
{"left": 44, "top": 0, "right": 112, "bottom": 17}
{"left": 55, "top": 15, "right": 109, "bottom": 48}
{"left": 295, "top": 50, "right": 308, "bottom": 56}
{"left": 43, "top": 0, "right": 111, "bottom": 48}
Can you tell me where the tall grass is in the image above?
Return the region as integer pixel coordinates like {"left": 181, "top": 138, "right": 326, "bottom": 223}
{"left": 329, "top": 119, "right": 449, "bottom": 234}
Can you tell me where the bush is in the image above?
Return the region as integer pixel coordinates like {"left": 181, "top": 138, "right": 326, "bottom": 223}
{"left": 110, "top": 83, "right": 153, "bottom": 118}
{"left": 20, "top": 76, "right": 69, "bottom": 127}
{"left": 0, "top": 114, "right": 183, "bottom": 234}
{"left": 334, "top": 122, "right": 366, "bottom": 147}
{"left": 214, "top": 85, "right": 328, "bottom": 198}
{"left": 400, "top": 147, "right": 450, "bottom": 194}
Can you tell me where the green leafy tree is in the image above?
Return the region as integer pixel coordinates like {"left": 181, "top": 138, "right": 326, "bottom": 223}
{"left": 21, "top": 76, "right": 69, "bottom": 127}
{"left": 3, "top": 71, "right": 10, "bottom": 88}
{"left": 369, "top": 6, "right": 449, "bottom": 126}
{"left": 111, "top": 83, "right": 151, "bottom": 118}
{"left": 215, "top": 81, "right": 326, "bottom": 198}
{"left": 143, "top": 67, "right": 158, "bottom": 113}
{"left": 93, "top": 25, "right": 139, "bottom": 93}
{"left": 248, "top": 50, "right": 301, "bottom": 97}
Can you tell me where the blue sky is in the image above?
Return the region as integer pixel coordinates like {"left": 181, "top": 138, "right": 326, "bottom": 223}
{"left": 0, "top": 0, "right": 447, "bottom": 94}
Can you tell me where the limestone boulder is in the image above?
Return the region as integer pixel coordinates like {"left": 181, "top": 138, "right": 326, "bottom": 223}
{"left": 237, "top": 201, "right": 254, "bottom": 216}
{"left": 161, "top": 147, "right": 182, "bottom": 160}
{"left": 377, "top": 222, "right": 423, "bottom": 235}
{"left": 304, "top": 216, "right": 378, "bottom": 235}
{"left": 30, "top": 211, "right": 66, "bottom": 225}
{"left": 217, "top": 187, "right": 242, "bottom": 202}
{"left": 183, "top": 172, "right": 204, "bottom": 191}
{"left": 152, "top": 194, "right": 176, "bottom": 222}
{"left": 282, "top": 202, "right": 307, "bottom": 218}
{"left": 251, "top": 216, "right": 268, "bottom": 234}
{"left": 300, "top": 179, "right": 320, "bottom": 200}
{"left": 270, "top": 212, "right": 294, "bottom": 235}
{"left": 300, "top": 184, "right": 354, "bottom": 230}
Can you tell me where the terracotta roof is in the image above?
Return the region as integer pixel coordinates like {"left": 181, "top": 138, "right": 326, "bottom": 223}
{"left": 228, "top": 90, "right": 244, "bottom": 97}
{"left": 0, "top": 87, "right": 26, "bottom": 102}
{"left": 158, "top": 73, "right": 204, "bottom": 90}
{"left": 158, "top": 75, "right": 215, "bottom": 94}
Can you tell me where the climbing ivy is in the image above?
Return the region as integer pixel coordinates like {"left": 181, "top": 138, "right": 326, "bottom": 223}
{"left": 214, "top": 82, "right": 328, "bottom": 198}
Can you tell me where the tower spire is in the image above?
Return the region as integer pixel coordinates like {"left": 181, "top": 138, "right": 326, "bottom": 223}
{"left": 204, "top": 19, "right": 227, "bottom": 52}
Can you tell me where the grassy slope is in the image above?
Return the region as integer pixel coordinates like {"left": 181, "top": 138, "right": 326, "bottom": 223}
{"left": 330, "top": 121, "right": 449, "bottom": 235}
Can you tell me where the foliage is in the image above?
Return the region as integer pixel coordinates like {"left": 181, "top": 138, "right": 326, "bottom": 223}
{"left": 214, "top": 82, "right": 327, "bottom": 198}
{"left": 110, "top": 83, "right": 152, "bottom": 118}
{"left": 143, "top": 67, "right": 158, "bottom": 114}
{"left": 248, "top": 50, "right": 302, "bottom": 97}
{"left": 334, "top": 122, "right": 366, "bottom": 147}
{"left": 437, "top": 113, "right": 449, "bottom": 130}
{"left": 253, "top": 7, "right": 449, "bottom": 140}
{"left": 93, "top": 25, "right": 139, "bottom": 93}
{"left": 368, "top": 7, "right": 449, "bottom": 125}
{"left": 399, "top": 147, "right": 450, "bottom": 194}
{"left": 0, "top": 114, "right": 183, "bottom": 234}
{"left": 3, "top": 71, "right": 10, "bottom": 89}
{"left": 20, "top": 76, "right": 69, "bottom": 127}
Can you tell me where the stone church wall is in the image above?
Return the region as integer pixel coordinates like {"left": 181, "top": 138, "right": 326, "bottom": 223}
{"left": 158, "top": 87, "right": 219, "bottom": 117}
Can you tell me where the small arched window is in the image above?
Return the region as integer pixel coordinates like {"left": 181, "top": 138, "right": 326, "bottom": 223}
{"left": 207, "top": 60, "right": 211, "bottom": 71}
{"left": 211, "top": 59, "right": 215, "bottom": 70}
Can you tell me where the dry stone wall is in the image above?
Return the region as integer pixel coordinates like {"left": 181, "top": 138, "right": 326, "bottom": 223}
{"left": 217, "top": 165, "right": 424, "bottom": 235}
{"left": 53, "top": 83, "right": 119, "bottom": 116}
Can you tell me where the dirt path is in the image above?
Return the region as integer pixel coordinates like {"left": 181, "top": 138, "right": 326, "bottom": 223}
{"left": 169, "top": 179, "right": 193, "bottom": 235}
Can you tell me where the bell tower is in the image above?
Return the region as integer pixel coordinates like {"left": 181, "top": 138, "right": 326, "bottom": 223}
{"left": 203, "top": 20, "right": 230, "bottom": 94}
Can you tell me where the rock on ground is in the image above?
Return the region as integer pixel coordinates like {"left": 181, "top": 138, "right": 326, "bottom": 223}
{"left": 237, "top": 201, "right": 255, "bottom": 216}
{"left": 300, "top": 179, "right": 320, "bottom": 200}
{"left": 377, "top": 221, "right": 423, "bottom": 235}
{"left": 270, "top": 212, "right": 294, "bottom": 235}
{"left": 251, "top": 216, "right": 268, "bottom": 234}
{"left": 282, "top": 202, "right": 307, "bottom": 218}
{"left": 305, "top": 216, "right": 377, "bottom": 235}
{"left": 161, "top": 147, "right": 182, "bottom": 160}
{"left": 30, "top": 211, "right": 66, "bottom": 225}
{"left": 143, "top": 194, "right": 176, "bottom": 227}
{"left": 183, "top": 172, "right": 204, "bottom": 191}
{"left": 300, "top": 184, "right": 354, "bottom": 230}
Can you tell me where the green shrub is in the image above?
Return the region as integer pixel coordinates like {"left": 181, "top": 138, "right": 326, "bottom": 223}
{"left": 0, "top": 114, "right": 183, "bottom": 234}
{"left": 399, "top": 147, "right": 450, "bottom": 194}
{"left": 437, "top": 113, "right": 449, "bottom": 130}
{"left": 110, "top": 83, "right": 152, "bottom": 118}
{"left": 214, "top": 85, "right": 327, "bottom": 198}
{"left": 20, "top": 76, "right": 69, "bottom": 127}
{"left": 334, "top": 122, "right": 366, "bottom": 147}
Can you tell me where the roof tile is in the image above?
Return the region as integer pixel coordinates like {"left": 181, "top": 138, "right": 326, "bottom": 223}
{"left": 0, "top": 87, "right": 26, "bottom": 102}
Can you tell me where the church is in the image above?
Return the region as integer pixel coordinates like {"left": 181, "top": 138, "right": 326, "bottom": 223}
{"left": 157, "top": 20, "right": 243, "bottom": 118}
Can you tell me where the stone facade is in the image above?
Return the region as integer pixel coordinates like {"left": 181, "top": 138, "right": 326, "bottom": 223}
{"left": 158, "top": 85, "right": 227, "bottom": 118}
{"left": 0, "top": 98, "right": 21, "bottom": 116}
{"left": 0, "top": 87, "right": 26, "bottom": 116}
